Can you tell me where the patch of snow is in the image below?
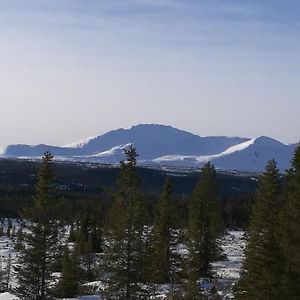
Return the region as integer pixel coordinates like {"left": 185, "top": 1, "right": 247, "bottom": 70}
{"left": 91, "top": 143, "right": 132, "bottom": 157}
{"left": 0, "top": 292, "right": 19, "bottom": 300}
{"left": 63, "top": 136, "right": 97, "bottom": 148}
{"left": 212, "top": 231, "right": 246, "bottom": 297}
{"left": 153, "top": 155, "right": 197, "bottom": 163}
{"left": 0, "top": 146, "right": 6, "bottom": 156}
{"left": 153, "top": 139, "right": 256, "bottom": 164}
{"left": 59, "top": 296, "right": 101, "bottom": 300}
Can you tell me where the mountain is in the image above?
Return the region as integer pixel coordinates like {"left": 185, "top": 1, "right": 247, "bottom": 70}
{"left": 1, "top": 124, "right": 297, "bottom": 172}
{"left": 3, "top": 124, "right": 247, "bottom": 158}
{"left": 211, "top": 136, "right": 296, "bottom": 172}
{"left": 152, "top": 136, "right": 297, "bottom": 172}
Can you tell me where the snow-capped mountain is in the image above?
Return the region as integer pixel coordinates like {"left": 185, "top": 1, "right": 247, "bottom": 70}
{"left": 2, "top": 124, "right": 247, "bottom": 158}
{"left": 152, "top": 136, "right": 297, "bottom": 172}
{"left": 1, "top": 124, "right": 298, "bottom": 172}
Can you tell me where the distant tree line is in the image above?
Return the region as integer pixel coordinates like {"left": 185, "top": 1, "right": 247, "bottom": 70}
{"left": 0, "top": 158, "right": 256, "bottom": 229}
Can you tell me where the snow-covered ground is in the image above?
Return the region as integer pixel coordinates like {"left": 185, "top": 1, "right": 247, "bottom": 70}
{"left": 0, "top": 219, "right": 245, "bottom": 299}
{"left": 213, "top": 231, "right": 246, "bottom": 298}
{"left": 0, "top": 292, "right": 18, "bottom": 300}
{"left": 0, "top": 293, "right": 101, "bottom": 300}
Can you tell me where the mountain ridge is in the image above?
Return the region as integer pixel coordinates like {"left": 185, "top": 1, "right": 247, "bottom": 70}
{"left": 1, "top": 124, "right": 298, "bottom": 172}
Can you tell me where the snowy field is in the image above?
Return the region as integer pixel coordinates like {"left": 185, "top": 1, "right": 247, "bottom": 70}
{"left": 0, "top": 219, "right": 245, "bottom": 299}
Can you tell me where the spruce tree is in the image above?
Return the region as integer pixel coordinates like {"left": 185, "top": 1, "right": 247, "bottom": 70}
{"left": 150, "top": 178, "right": 173, "bottom": 283}
{"left": 186, "top": 162, "right": 223, "bottom": 299}
{"left": 15, "top": 151, "right": 58, "bottom": 300}
{"left": 56, "top": 247, "right": 82, "bottom": 298}
{"left": 235, "top": 159, "right": 282, "bottom": 300}
{"left": 75, "top": 212, "right": 102, "bottom": 282}
{"left": 277, "top": 145, "right": 300, "bottom": 299}
{"left": 101, "top": 146, "right": 148, "bottom": 299}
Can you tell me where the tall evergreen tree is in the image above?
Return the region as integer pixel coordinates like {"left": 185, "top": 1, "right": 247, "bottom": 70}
{"left": 186, "top": 162, "right": 223, "bottom": 299}
{"left": 15, "top": 151, "right": 58, "bottom": 300}
{"left": 277, "top": 145, "right": 300, "bottom": 299}
{"left": 150, "top": 178, "right": 173, "bottom": 283}
{"left": 235, "top": 159, "right": 282, "bottom": 300}
{"left": 101, "top": 146, "right": 148, "bottom": 299}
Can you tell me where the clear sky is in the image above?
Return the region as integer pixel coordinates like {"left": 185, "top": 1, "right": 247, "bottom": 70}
{"left": 0, "top": 0, "right": 299, "bottom": 147}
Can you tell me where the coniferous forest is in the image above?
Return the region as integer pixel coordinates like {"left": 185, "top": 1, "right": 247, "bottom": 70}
{"left": 0, "top": 144, "right": 299, "bottom": 299}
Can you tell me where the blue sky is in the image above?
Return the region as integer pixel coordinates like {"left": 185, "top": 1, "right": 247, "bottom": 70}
{"left": 0, "top": 0, "right": 299, "bottom": 146}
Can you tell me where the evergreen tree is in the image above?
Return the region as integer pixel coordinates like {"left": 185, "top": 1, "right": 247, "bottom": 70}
{"left": 235, "top": 159, "right": 282, "bottom": 300}
{"left": 101, "top": 146, "right": 148, "bottom": 299}
{"left": 6, "top": 219, "right": 12, "bottom": 238}
{"left": 186, "top": 162, "right": 223, "bottom": 299}
{"left": 277, "top": 145, "right": 300, "bottom": 299}
{"left": 75, "top": 212, "right": 102, "bottom": 282}
{"left": 15, "top": 151, "right": 58, "bottom": 300}
{"left": 56, "top": 247, "right": 82, "bottom": 298}
{"left": 150, "top": 178, "right": 174, "bottom": 283}
{"left": 0, "top": 255, "right": 12, "bottom": 292}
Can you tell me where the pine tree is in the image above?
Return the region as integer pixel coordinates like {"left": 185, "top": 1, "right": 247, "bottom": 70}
{"left": 15, "top": 151, "right": 59, "bottom": 300}
{"left": 150, "top": 178, "right": 174, "bottom": 283}
{"left": 101, "top": 146, "right": 148, "bottom": 299}
{"left": 186, "top": 162, "right": 223, "bottom": 299}
{"left": 235, "top": 159, "right": 282, "bottom": 300}
{"left": 277, "top": 145, "right": 300, "bottom": 299}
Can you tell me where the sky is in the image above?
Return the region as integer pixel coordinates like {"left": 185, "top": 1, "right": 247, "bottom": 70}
{"left": 0, "top": 0, "right": 299, "bottom": 148}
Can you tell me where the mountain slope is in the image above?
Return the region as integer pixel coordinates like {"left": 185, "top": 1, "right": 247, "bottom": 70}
{"left": 3, "top": 124, "right": 248, "bottom": 159}
{"left": 151, "top": 137, "right": 297, "bottom": 172}
{"left": 211, "top": 137, "right": 297, "bottom": 172}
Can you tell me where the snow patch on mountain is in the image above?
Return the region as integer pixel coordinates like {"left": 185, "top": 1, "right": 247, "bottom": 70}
{"left": 0, "top": 146, "right": 6, "bottom": 156}
{"left": 89, "top": 143, "right": 132, "bottom": 157}
{"left": 63, "top": 136, "right": 97, "bottom": 148}
{"left": 153, "top": 139, "right": 257, "bottom": 164}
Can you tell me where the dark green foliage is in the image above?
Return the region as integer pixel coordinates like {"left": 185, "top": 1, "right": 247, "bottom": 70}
{"left": 221, "top": 195, "right": 253, "bottom": 229}
{"left": 235, "top": 159, "right": 282, "bottom": 300}
{"left": 101, "top": 146, "right": 149, "bottom": 299}
{"left": 56, "top": 247, "right": 82, "bottom": 298}
{"left": 74, "top": 210, "right": 103, "bottom": 282}
{"left": 150, "top": 178, "right": 174, "bottom": 283}
{"left": 14, "top": 223, "right": 58, "bottom": 299}
{"left": 186, "top": 162, "right": 223, "bottom": 299}
{"left": 0, "top": 158, "right": 257, "bottom": 221}
{"left": 277, "top": 145, "right": 300, "bottom": 299}
{"left": 15, "top": 152, "right": 59, "bottom": 300}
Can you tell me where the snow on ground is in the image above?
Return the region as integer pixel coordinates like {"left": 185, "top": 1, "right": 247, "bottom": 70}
{"left": 0, "top": 293, "right": 101, "bottom": 300}
{"left": 57, "top": 296, "right": 101, "bottom": 300}
{"left": 212, "top": 230, "right": 246, "bottom": 298}
{"left": 0, "top": 292, "right": 18, "bottom": 300}
{"left": 0, "top": 219, "right": 246, "bottom": 299}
